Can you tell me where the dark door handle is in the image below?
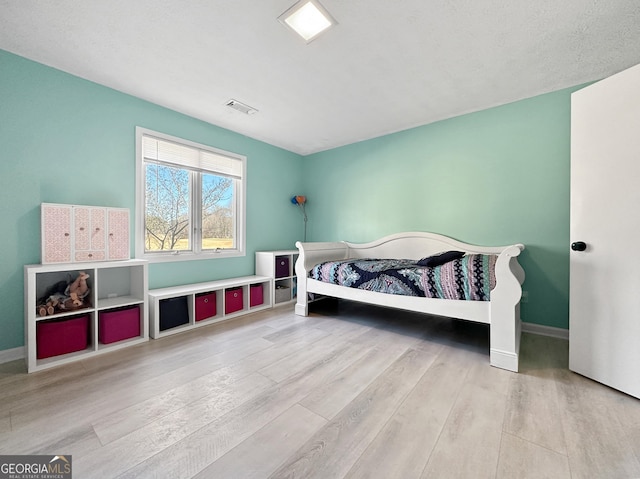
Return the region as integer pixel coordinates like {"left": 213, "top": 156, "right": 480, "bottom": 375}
{"left": 571, "top": 241, "right": 587, "bottom": 251}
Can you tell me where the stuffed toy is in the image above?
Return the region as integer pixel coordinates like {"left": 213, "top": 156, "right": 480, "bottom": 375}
{"left": 37, "top": 280, "right": 67, "bottom": 316}
{"left": 36, "top": 272, "right": 91, "bottom": 316}
{"left": 65, "top": 271, "right": 90, "bottom": 306}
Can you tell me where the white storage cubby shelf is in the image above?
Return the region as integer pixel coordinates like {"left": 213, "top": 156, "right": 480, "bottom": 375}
{"left": 256, "top": 250, "right": 298, "bottom": 306}
{"left": 148, "top": 275, "right": 272, "bottom": 339}
{"left": 24, "top": 259, "right": 148, "bottom": 373}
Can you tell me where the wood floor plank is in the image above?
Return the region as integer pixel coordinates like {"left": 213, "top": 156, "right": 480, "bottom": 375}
{"left": 268, "top": 348, "right": 437, "bottom": 479}
{"left": 617, "top": 393, "right": 640, "bottom": 466}
{"left": 90, "top": 325, "right": 330, "bottom": 445}
{"left": 74, "top": 372, "right": 275, "bottom": 479}
{"left": 9, "top": 337, "right": 274, "bottom": 432}
{"left": 0, "top": 413, "right": 10, "bottom": 434}
{"left": 503, "top": 369, "right": 568, "bottom": 455}
{"left": 555, "top": 369, "right": 640, "bottom": 479}
{"left": 503, "top": 334, "right": 569, "bottom": 449}
{"left": 114, "top": 340, "right": 375, "bottom": 479}
{"left": 299, "top": 345, "right": 405, "bottom": 420}
{"left": 496, "top": 433, "right": 571, "bottom": 479}
{"left": 192, "top": 404, "right": 326, "bottom": 479}
{"left": 254, "top": 306, "right": 308, "bottom": 330}
{"left": 261, "top": 321, "right": 326, "bottom": 343}
{"left": 2, "top": 305, "right": 639, "bottom": 479}
{"left": 217, "top": 324, "right": 331, "bottom": 377}
{"left": 0, "top": 414, "right": 103, "bottom": 458}
{"left": 464, "top": 356, "right": 513, "bottom": 396}
{"left": 300, "top": 327, "right": 434, "bottom": 420}
{"left": 90, "top": 322, "right": 275, "bottom": 376}
{"left": 306, "top": 314, "right": 374, "bottom": 338}
{"left": 1, "top": 328, "right": 270, "bottom": 418}
{"left": 92, "top": 357, "right": 271, "bottom": 444}
{"left": 28, "top": 424, "right": 103, "bottom": 459}
{"left": 258, "top": 327, "right": 375, "bottom": 383}
{"left": 0, "top": 358, "right": 27, "bottom": 382}
{"left": 0, "top": 361, "right": 90, "bottom": 415}
{"left": 420, "top": 380, "right": 508, "bottom": 478}
{"left": 344, "top": 344, "right": 472, "bottom": 479}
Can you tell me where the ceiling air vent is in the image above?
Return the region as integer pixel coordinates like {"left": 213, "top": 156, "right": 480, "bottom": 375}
{"left": 225, "top": 99, "right": 258, "bottom": 115}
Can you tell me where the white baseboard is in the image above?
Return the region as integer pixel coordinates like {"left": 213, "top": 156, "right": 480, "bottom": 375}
{"left": 521, "top": 322, "right": 569, "bottom": 340}
{"left": 0, "top": 346, "right": 25, "bottom": 365}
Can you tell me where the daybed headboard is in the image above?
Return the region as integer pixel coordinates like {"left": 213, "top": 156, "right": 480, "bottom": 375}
{"left": 343, "top": 232, "right": 508, "bottom": 259}
{"left": 295, "top": 232, "right": 524, "bottom": 280}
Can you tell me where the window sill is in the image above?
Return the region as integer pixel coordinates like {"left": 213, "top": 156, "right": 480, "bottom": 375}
{"left": 137, "top": 250, "right": 245, "bottom": 263}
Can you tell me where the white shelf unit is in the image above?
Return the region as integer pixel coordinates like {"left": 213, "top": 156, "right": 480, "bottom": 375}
{"left": 148, "top": 275, "right": 272, "bottom": 339}
{"left": 24, "top": 259, "right": 148, "bottom": 373}
{"left": 255, "top": 250, "right": 299, "bottom": 306}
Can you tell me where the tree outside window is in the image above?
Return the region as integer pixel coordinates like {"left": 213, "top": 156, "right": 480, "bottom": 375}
{"left": 136, "top": 128, "right": 245, "bottom": 261}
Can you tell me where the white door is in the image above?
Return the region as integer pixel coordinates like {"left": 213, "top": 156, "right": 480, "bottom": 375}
{"left": 570, "top": 63, "right": 640, "bottom": 399}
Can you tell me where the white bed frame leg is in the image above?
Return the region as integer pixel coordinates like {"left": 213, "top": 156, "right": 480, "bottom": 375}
{"left": 295, "top": 302, "right": 309, "bottom": 316}
{"left": 490, "top": 245, "right": 525, "bottom": 372}
{"left": 294, "top": 244, "right": 309, "bottom": 316}
{"left": 490, "top": 320, "right": 521, "bottom": 372}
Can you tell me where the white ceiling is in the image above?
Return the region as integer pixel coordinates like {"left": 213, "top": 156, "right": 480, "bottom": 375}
{"left": 1, "top": 1, "right": 639, "bottom": 155}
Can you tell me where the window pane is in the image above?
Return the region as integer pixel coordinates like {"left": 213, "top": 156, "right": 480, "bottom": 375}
{"left": 145, "top": 163, "right": 191, "bottom": 252}
{"left": 201, "top": 172, "right": 234, "bottom": 250}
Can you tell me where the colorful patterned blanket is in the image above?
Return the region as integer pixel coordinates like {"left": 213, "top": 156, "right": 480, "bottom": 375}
{"left": 309, "top": 254, "right": 497, "bottom": 301}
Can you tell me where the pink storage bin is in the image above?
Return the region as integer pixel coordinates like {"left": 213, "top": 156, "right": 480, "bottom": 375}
{"left": 225, "top": 287, "right": 244, "bottom": 314}
{"left": 195, "top": 292, "right": 217, "bottom": 321}
{"left": 99, "top": 306, "right": 140, "bottom": 344}
{"left": 250, "top": 284, "right": 264, "bottom": 307}
{"left": 37, "top": 315, "right": 89, "bottom": 359}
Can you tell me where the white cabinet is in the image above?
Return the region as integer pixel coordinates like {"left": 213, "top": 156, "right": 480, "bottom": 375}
{"left": 41, "top": 203, "right": 130, "bottom": 264}
{"left": 148, "top": 275, "right": 272, "bottom": 339}
{"left": 24, "top": 259, "right": 148, "bottom": 373}
{"left": 256, "top": 250, "right": 298, "bottom": 306}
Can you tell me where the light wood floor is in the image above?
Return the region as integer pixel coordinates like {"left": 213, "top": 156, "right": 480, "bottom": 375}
{"left": 1, "top": 300, "right": 639, "bottom": 478}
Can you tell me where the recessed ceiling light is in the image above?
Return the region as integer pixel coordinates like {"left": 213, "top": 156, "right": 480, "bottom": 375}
{"left": 225, "top": 99, "right": 258, "bottom": 115}
{"left": 278, "top": 0, "right": 337, "bottom": 43}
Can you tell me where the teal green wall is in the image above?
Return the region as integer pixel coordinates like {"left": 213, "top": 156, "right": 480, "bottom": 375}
{"left": 0, "top": 50, "right": 304, "bottom": 351}
{"left": 303, "top": 87, "right": 581, "bottom": 329}
{"left": 0, "top": 48, "right": 578, "bottom": 353}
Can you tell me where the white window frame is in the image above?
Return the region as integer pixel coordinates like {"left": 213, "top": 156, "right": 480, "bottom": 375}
{"left": 135, "top": 127, "right": 246, "bottom": 263}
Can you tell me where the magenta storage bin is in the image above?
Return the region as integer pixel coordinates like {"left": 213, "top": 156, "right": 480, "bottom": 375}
{"left": 195, "top": 292, "right": 217, "bottom": 321}
{"left": 225, "top": 287, "right": 244, "bottom": 314}
{"left": 99, "top": 306, "right": 140, "bottom": 344}
{"left": 275, "top": 256, "right": 289, "bottom": 278}
{"left": 37, "top": 315, "right": 89, "bottom": 359}
{"left": 250, "top": 284, "right": 264, "bottom": 307}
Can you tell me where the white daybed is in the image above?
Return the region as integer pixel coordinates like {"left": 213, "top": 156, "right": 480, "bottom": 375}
{"left": 294, "top": 232, "right": 525, "bottom": 372}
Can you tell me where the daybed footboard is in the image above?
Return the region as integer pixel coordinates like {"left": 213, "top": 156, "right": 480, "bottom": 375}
{"left": 489, "top": 244, "right": 525, "bottom": 372}
{"left": 294, "top": 241, "right": 348, "bottom": 316}
{"left": 294, "top": 233, "right": 525, "bottom": 372}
